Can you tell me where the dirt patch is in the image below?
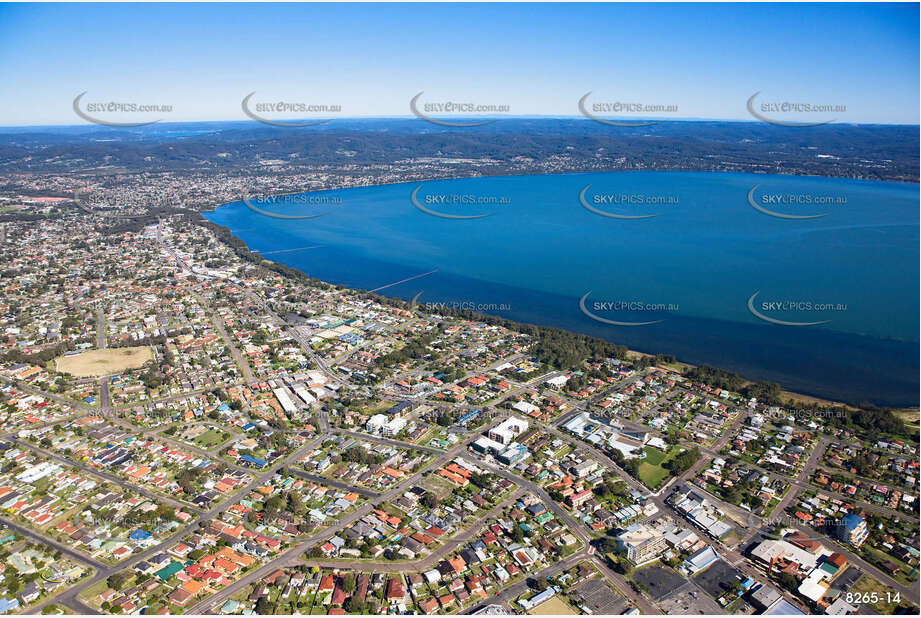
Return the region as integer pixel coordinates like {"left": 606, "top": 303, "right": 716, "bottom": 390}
{"left": 892, "top": 408, "right": 920, "bottom": 426}
{"left": 527, "top": 596, "right": 576, "bottom": 615}
{"left": 55, "top": 347, "right": 153, "bottom": 377}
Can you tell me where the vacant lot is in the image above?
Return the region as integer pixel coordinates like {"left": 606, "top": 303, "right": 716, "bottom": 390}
{"left": 527, "top": 596, "right": 576, "bottom": 615}
{"left": 194, "top": 428, "right": 230, "bottom": 448}
{"left": 850, "top": 574, "right": 903, "bottom": 614}
{"left": 55, "top": 347, "right": 152, "bottom": 377}
{"left": 422, "top": 472, "right": 459, "bottom": 499}
{"left": 359, "top": 399, "right": 396, "bottom": 414}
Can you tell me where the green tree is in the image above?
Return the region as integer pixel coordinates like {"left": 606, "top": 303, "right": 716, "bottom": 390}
{"left": 255, "top": 596, "right": 273, "bottom": 614}
{"left": 342, "top": 572, "right": 357, "bottom": 594}
{"left": 107, "top": 571, "right": 132, "bottom": 591}
{"left": 421, "top": 493, "right": 440, "bottom": 509}
{"left": 344, "top": 596, "right": 366, "bottom": 613}
{"left": 778, "top": 572, "right": 798, "bottom": 593}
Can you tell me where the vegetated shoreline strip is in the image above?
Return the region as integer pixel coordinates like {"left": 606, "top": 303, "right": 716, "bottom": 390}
{"left": 192, "top": 213, "right": 916, "bottom": 425}
{"left": 19, "top": 165, "right": 917, "bottom": 230}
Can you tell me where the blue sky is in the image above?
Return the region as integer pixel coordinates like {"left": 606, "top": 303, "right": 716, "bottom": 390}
{"left": 0, "top": 2, "right": 917, "bottom": 126}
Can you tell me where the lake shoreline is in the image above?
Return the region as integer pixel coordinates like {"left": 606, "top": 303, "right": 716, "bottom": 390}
{"left": 198, "top": 205, "right": 919, "bottom": 411}
{"left": 198, "top": 168, "right": 920, "bottom": 217}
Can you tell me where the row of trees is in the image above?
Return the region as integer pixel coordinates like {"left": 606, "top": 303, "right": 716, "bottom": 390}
{"left": 195, "top": 218, "right": 332, "bottom": 291}
{"left": 376, "top": 331, "right": 438, "bottom": 367}
{"left": 686, "top": 365, "right": 909, "bottom": 438}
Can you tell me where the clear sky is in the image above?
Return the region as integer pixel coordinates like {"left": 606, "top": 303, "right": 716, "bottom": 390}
{"left": 0, "top": 2, "right": 917, "bottom": 126}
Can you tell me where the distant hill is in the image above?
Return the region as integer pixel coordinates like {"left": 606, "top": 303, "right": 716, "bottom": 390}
{"left": 0, "top": 118, "right": 916, "bottom": 182}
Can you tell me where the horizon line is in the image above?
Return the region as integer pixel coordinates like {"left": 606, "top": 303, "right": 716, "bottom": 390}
{"left": 1, "top": 115, "right": 919, "bottom": 130}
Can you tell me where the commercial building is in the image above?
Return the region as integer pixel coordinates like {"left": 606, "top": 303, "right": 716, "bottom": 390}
{"left": 471, "top": 436, "right": 505, "bottom": 455}
{"left": 749, "top": 585, "right": 783, "bottom": 612}
{"left": 291, "top": 383, "right": 317, "bottom": 406}
{"left": 272, "top": 387, "right": 299, "bottom": 414}
{"left": 824, "top": 597, "right": 858, "bottom": 615}
{"left": 749, "top": 539, "right": 829, "bottom": 577}
{"left": 519, "top": 587, "right": 559, "bottom": 611}
{"left": 382, "top": 416, "right": 407, "bottom": 436}
{"left": 681, "top": 545, "right": 719, "bottom": 575}
{"left": 488, "top": 417, "right": 529, "bottom": 445}
{"left": 544, "top": 375, "right": 569, "bottom": 390}
{"left": 616, "top": 523, "right": 668, "bottom": 566}
{"left": 366, "top": 414, "right": 387, "bottom": 433}
{"left": 512, "top": 401, "right": 539, "bottom": 415}
{"left": 496, "top": 442, "right": 530, "bottom": 466}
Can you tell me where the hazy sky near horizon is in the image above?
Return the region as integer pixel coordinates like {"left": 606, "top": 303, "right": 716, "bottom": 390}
{"left": 0, "top": 2, "right": 918, "bottom": 126}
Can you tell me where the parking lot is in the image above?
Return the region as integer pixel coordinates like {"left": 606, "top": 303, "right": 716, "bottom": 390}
{"left": 692, "top": 559, "right": 743, "bottom": 599}
{"left": 658, "top": 585, "right": 725, "bottom": 615}
{"left": 571, "top": 577, "right": 628, "bottom": 615}
{"left": 633, "top": 566, "right": 690, "bottom": 602}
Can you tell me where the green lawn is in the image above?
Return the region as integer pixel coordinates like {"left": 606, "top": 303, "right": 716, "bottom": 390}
{"left": 78, "top": 579, "right": 113, "bottom": 605}
{"left": 40, "top": 604, "right": 67, "bottom": 615}
{"left": 360, "top": 400, "right": 396, "bottom": 414}
{"left": 641, "top": 446, "right": 668, "bottom": 467}
{"left": 861, "top": 546, "right": 918, "bottom": 587}
{"left": 850, "top": 575, "right": 905, "bottom": 614}
{"left": 636, "top": 446, "right": 680, "bottom": 489}
{"left": 637, "top": 462, "right": 669, "bottom": 488}
{"left": 194, "top": 428, "right": 229, "bottom": 447}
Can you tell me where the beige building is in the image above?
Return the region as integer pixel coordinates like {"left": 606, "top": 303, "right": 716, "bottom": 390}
{"left": 616, "top": 524, "right": 668, "bottom": 566}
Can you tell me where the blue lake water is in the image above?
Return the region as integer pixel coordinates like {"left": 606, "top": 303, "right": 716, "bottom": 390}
{"left": 204, "top": 171, "right": 919, "bottom": 407}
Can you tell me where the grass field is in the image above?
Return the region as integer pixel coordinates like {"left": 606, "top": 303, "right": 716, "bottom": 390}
{"left": 527, "top": 596, "right": 577, "bottom": 615}
{"left": 861, "top": 546, "right": 917, "bottom": 587}
{"left": 422, "top": 472, "right": 459, "bottom": 499}
{"left": 78, "top": 578, "right": 115, "bottom": 605}
{"left": 194, "top": 428, "right": 229, "bottom": 447}
{"left": 637, "top": 445, "right": 680, "bottom": 489}
{"left": 360, "top": 399, "right": 396, "bottom": 415}
{"left": 641, "top": 446, "right": 668, "bottom": 466}
{"left": 55, "top": 347, "right": 152, "bottom": 377}
{"left": 850, "top": 574, "right": 903, "bottom": 614}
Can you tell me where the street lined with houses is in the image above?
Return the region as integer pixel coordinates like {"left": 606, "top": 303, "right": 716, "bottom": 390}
{"left": 0, "top": 215, "right": 916, "bottom": 617}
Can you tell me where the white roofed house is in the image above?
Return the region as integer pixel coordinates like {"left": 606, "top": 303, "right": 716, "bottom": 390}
{"left": 423, "top": 569, "right": 441, "bottom": 584}
{"left": 544, "top": 375, "right": 569, "bottom": 390}
{"left": 512, "top": 400, "right": 539, "bottom": 415}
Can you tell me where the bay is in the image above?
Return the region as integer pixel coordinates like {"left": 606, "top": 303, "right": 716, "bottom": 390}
{"left": 204, "top": 171, "right": 919, "bottom": 407}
